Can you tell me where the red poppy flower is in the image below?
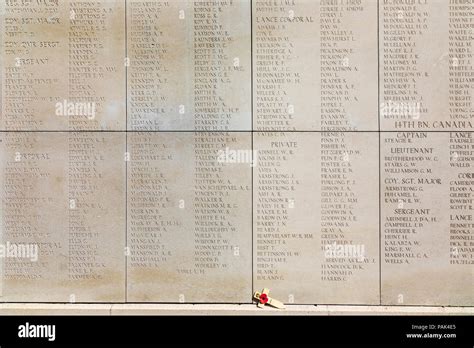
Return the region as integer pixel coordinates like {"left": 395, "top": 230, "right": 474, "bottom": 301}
{"left": 259, "top": 293, "right": 269, "bottom": 304}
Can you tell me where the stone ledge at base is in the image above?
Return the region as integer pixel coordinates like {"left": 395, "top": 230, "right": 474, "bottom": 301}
{"left": 0, "top": 304, "right": 472, "bottom": 316}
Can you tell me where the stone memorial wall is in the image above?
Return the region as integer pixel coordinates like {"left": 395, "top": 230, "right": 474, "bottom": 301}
{"left": 0, "top": 0, "right": 472, "bottom": 308}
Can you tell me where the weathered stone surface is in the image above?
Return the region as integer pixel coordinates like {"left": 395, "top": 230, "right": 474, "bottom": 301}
{"left": 0, "top": 132, "right": 126, "bottom": 302}
{"left": 0, "top": 0, "right": 472, "bottom": 308}
{"left": 253, "top": 132, "right": 380, "bottom": 304}
{"left": 1, "top": 0, "right": 126, "bottom": 131}
{"left": 381, "top": 132, "right": 473, "bottom": 306}
{"left": 126, "top": 132, "right": 252, "bottom": 302}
